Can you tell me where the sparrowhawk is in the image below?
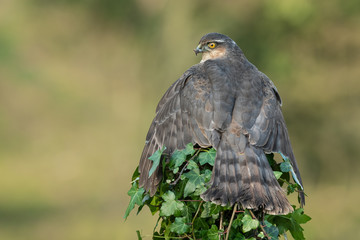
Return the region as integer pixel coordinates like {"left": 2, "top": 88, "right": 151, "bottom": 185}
{"left": 138, "top": 33, "right": 304, "bottom": 215}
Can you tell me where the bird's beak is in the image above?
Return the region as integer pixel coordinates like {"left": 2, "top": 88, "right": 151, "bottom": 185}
{"left": 193, "top": 44, "right": 203, "bottom": 56}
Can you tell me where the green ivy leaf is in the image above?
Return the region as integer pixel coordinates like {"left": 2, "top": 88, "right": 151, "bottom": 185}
{"left": 268, "top": 213, "right": 306, "bottom": 240}
{"left": 263, "top": 220, "right": 279, "bottom": 239}
{"left": 183, "top": 168, "right": 205, "bottom": 197}
{"left": 280, "top": 161, "right": 292, "bottom": 172}
{"left": 169, "top": 217, "right": 190, "bottom": 234}
{"left": 170, "top": 150, "right": 186, "bottom": 171}
{"left": 124, "top": 182, "right": 145, "bottom": 219}
{"left": 131, "top": 166, "right": 140, "bottom": 181}
{"left": 198, "top": 148, "right": 216, "bottom": 166}
{"left": 183, "top": 168, "right": 203, "bottom": 184}
{"left": 181, "top": 205, "right": 193, "bottom": 222}
{"left": 292, "top": 208, "right": 311, "bottom": 224}
{"left": 201, "top": 202, "right": 221, "bottom": 219}
{"left": 174, "top": 177, "right": 187, "bottom": 199}
{"left": 241, "top": 214, "right": 259, "bottom": 233}
{"left": 186, "top": 160, "right": 199, "bottom": 170}
{"left": 193, "top": 217, "right": 209, "bottom": 230}
{"left": 136, "top": 194, "right": 149, "bottom": 215}
{"left": 193, "top": 183, "right": 207, "bottom": 196}
{"left": 231, "top": 213, "right": 244, "bottom": 229}
{"left": 148, "top": 146, "right": 166, "bottom": 177}
{"left": 288, "top": 221, "right": 306, "bottom": 240}
{"left": 160, "top": 191, "right": 184, "bottom": 217}
{"left": 257, "top": 232, "right": 265, "bottom": 238}
{"left": 183, "top": 143, "right": 196, "bottom": 155}
{"left": 136, "top": 230, "right": 142, "bottom": 240}
{"left": 287, "top": 183, "right": 297, "bottom": 194}
{"left": 202, "top": 169, "right": 212, "bottom": 183}
{"left": 207, "top": 225, "right": 219, "bottom": 240}
{"left": 173, "top": 167, "right": 179, "bottom": 174}
{"left": 233, "top": 232, "right": 245, "bottom": 240}
{"left": 273, "top": 171, "right": 283, "bottom": 179}
{"left": 200, "top": 202, "right": 212, "bottom": 218}
{"left": 147, "top": 195, "right": 162, "bottom": 215}
{"left": 184, "top": 180, "right": 196, "bottom": 197}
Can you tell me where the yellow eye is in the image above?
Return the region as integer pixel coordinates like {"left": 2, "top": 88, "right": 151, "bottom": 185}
{"left": 208, "top": 42, "right": 217, "bottom": 49}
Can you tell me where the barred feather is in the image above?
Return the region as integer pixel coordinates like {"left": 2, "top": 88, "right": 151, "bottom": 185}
{"left": 201, "top": 134, "right": 293, "bottom": 215}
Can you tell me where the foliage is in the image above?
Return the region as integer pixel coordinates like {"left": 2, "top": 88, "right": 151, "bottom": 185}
{"left": 124, "top": 181, "right": 145, "bottom": 220}
{"left": 126, "top": 144, "right": 311, "bottom": 239}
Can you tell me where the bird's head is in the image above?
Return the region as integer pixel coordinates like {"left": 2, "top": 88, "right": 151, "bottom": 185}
{"left": 194, "top": 33, "right": 238, "bottom": 62}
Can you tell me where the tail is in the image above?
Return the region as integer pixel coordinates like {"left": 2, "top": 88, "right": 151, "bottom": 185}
{"left": 201, "top": 137, "right": 293, "bottom": 215}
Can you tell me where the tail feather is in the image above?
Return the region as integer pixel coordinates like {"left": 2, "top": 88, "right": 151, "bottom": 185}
{"left": 202, "top": 147, "right": 228, "bottom": 205}
{"left": 227, "top": 148, "right": 239, "bottom": 206}
{"left": 201, "top": 137, "right": 293, "bottom": 215}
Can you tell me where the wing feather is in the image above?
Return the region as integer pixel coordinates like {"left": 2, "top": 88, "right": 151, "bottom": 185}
{"left": 138, "top": 66, "right": 213, "bottom": 195}
{"left": 246, "top": 73, "right": 305, "bottom": 205}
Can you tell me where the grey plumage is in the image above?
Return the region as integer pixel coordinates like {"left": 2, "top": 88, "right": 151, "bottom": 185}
{"left": 138, "top": 33, "right": 304, "bottom": 215}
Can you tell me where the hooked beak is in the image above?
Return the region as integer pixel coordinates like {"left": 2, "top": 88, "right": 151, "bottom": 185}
{"left": 193, "top": 44, "right": 203, "bottom": 56}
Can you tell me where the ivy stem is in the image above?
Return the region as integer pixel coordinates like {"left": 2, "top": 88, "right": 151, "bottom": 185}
{"left": 225, "top": 203, "right": 238, "bottom": 240}
{"left": 219, "top": 211, "right": 224, "bottom": 240}
{"left": 153, "top": 216, "right": 161, "bottom": 234}
{"left": 191, "top": 200, "right": 203, "bottom": 240}
{"left": 184, "top": 233, "right": 192, "bottom": 239}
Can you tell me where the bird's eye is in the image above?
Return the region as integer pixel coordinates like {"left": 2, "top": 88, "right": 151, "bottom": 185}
{"left": 208, "top": 42, "right": 217, "bottom": 49}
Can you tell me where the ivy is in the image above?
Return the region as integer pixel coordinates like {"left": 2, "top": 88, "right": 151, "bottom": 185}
{"left": 280, "top": 161, "right": 292, "bottom": 173}
{"left": 148, "top": 146, "right": 166, "bottom": 177}
{"left": 160, "top": 191, "right": 184, "bottom": 217}
{"left": 124, "top": 181, "right": 145, "bottom": 220}
{"left": 198, "top": 148, "right": 216, "bottom": 166}
{"left": 242, "top": 213, "right": 260, "bottom": 233}
{"left": 125, "top": 145, "right": 311, "bottom": 239}
{"left": 170, "top": 217, "right": 190, "bottom": 234}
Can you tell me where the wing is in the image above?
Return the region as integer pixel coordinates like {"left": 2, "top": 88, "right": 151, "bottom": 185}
{"left": 246, "top": 73, "right": 305, "bottom": 205}
{"left": 138, "top": 66, "right": 213, "bottom": 196}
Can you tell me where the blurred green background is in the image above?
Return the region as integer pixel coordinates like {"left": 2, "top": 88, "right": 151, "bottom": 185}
{"left": 1, "top": 0, "right": 360, "bottom": 239}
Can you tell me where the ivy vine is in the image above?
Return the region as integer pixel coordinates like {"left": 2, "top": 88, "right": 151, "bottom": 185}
{"left": 125, "top": 143, "right": 310, "bottom": 239}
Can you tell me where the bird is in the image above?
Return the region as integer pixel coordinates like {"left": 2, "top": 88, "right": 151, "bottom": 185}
{"left": 138, "top": 32, "right": 304, "bottom": 215}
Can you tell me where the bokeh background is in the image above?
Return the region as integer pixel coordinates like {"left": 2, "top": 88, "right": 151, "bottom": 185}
{"left": 1, "top": 0, "right": 360, "bottom": 239}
